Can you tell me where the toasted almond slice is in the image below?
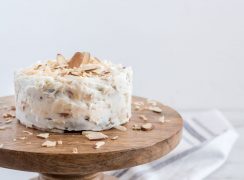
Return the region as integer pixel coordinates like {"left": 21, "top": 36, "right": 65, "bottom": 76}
{"left": 146, "top": 99, "right": 157, "bottom": 106}
{"left": 72, "top": 147, "right": 78, "bottom": 154}
{"left": 132, "top": 124, "right": 141, "bottom": 130}
{"left": 69, "top": 71, "right": 80, "bottom": 76}
{"left": 19, "top": 136, "right": 27, "bottom": 140}
{"left": 3, "top": 113, "right": 15, "bottom": 119}
{"left": 141, "top": 123, "right": 153, "bottom": 131}
{"left": 0, "top": 144, "right": 3, "bottom": 148}
{"left": 80, "top": 64, "right": 100, "bottom": 71}
{"left": 5, "top": 119, "right": 13, "bottom": 124}
{"left": 111, "top": 136, "right": 118, "bottom": 140}
{"left": 82, "top": 52, "right": 90, "bottom": 64}
{"left": 114, "top": 125, "right": 127, "bottom": 132}
{"left": 68, "top": 52, "right": 84, "bottom": 68}
{"left": 56, "top": 54, "right": 66, "bottom": 64}
{"left": 94, "top": 141, "right": 105, "bottom": 149}
{"left": 37, "top": 133, "right": 49, "bottom": 139}
{"left": 159, "top": 116, "right": 165, "bottom": 123}
{"left": 139, "top": 115, "right": 148, "bottom": 121}
{"left": 42, "top": 140, "right": 56, "bottom": 147}
{"left": 85, "top": 132, "right": 108, "bottom": 141}
{"left": 133, "top": 101, "right": 144, "bottom": 106}
{"left": 57, "top": 140, "right": 63, "bottom": 145}
{"left": 147, "top": 106, "right": 162, "bottom": 113}
{"left": 90, "top": 56, "right": 101, "bottom": 64}
{"left": 0, "top": 126, "right": 6, "bottom": 130}
{"left": 82, "top": 131, "right": 95, "bottom": 135}
{"left": 23, "top": 130, "right": 33, "bottom": 135}
{"left": 134, "top": 106, "right": 141, "bottom": 111}
{"left": 10, "top": 106, "right": 16, "bottom": 111}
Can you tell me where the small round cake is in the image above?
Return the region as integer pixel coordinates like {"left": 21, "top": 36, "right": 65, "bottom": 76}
{"left": 14, "top": 52, "right": 133, "bottom": 132}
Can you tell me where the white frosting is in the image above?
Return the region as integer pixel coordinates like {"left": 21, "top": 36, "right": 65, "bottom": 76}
{"left": 14, "top": 59, "right": 132, "bottom": 132}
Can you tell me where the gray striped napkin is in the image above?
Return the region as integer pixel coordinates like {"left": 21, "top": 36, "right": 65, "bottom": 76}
{"left": 107, "top": 110, "right": 238, "bottom": 180}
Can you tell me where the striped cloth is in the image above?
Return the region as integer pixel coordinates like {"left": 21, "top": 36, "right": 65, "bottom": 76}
{"left": 107, "top": 110, "right": 238, "bottom": 180}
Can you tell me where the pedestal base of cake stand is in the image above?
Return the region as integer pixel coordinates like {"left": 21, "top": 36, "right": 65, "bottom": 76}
{"left": 33, "top": 172, "right": 117, "bottom": 180}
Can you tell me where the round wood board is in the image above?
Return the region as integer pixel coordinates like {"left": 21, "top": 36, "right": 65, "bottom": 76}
{"left": 0, "top": 96, "right": 183, "bottom": 176}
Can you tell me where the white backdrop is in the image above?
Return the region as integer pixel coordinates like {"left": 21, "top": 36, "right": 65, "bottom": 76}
{"left": 0, "top": 0, "right": 243, "bottom": 110}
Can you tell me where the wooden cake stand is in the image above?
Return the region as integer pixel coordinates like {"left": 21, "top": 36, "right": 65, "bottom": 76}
{"left": 0, "top": 96, "right": 183, "bottom": 180}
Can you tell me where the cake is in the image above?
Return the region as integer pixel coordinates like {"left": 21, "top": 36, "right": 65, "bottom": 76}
{"left": 14, "top": 52, "right": 133, "bottom": 132}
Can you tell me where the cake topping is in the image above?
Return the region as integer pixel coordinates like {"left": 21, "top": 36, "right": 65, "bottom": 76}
{"left": 23, "top": 52, "right": 110, "bottom": 78}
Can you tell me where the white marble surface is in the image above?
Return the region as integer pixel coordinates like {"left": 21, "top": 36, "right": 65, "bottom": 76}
{"left": 0, "top": 110, "right": 243, "bottom": 180}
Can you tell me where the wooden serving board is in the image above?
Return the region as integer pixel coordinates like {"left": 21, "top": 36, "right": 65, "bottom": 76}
{"left": 0, "top": 96, "right": 183, "bottom": 180}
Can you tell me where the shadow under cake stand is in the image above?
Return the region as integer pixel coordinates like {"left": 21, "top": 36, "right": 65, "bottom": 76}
{"left": 0, "top": 96, "right": 183, "bottom": 180}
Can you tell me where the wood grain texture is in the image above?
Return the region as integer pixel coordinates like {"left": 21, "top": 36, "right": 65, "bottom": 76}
{"left": 0, "top": 95, "right": 183, "bottom": 176}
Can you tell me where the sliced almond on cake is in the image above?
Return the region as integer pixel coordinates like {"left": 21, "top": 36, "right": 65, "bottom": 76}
{"left": 68, "top": 52, "right": 84, "bottom": 68}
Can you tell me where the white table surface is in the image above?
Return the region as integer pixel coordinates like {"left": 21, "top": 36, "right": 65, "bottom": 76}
{"left": 206, "top": 110, "right": 244, "bottom": 180}
{"left": 0, "top": 110, "right": 243, "bottom": 180}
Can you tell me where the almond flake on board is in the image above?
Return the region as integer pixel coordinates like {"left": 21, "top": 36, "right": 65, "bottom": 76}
{"left": 85, "top": 132, "right": 108, "bottom": 141}
{"left": 141, "top": 123, "right": 154, "bottom": 131}
{"left": 133, "top": 101, "right": 144, "bottom": 106}
{"left": 132, "top": 124, "right": 141, "bottom": 130}
{"left": 19, "top": 136, "right": 27, "bottom": 140}
{"left": 42, "top": 140, "right": 57, "bottom": 147}
{"left": 0, "top": 126, "right": 6, "bottom": 130}
{"left": 139, "top": 115, "right": 148, "bottom": 121}
{"left": 114, "top": 125, "right": 127, "bottom": 132}
{"left": 82, "top": 131, "right": 94, "bottom": 135}
{"left": 146, "top": 99, "right": 157, "bottom": 106}
{"left": 94, "top": 141, "right": 105, "bottom": 149}
{"left": 147, "top": 106, "right": 162, "bottom": 113}
{"left": 3, "top": 113, "right": 15, "bottom": 119}
{"left": 134, "top": 106, "right": 141, "bottom": 111}
{"left": 159, "top": 116, "right": 165, "bottom": 123}
{"left": 111, "top": 136, "right": 118, "bottom": 140}
{"left": 37, "top": 133, "right": 50, "bottom": 139}
{"left": 10, "top": 106, "right": 16, "bottom": 111}
{"left": 23, "top": 130, "right": 33, "bottom": 135}
{"left": 57, "top": 140, "right": 63, "bottom": 145}
{"left": 5, "top": 119, "right": 13, "bottom": 124}
{"left": 72, "top": 147, "right": 78, "bottom": 154}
